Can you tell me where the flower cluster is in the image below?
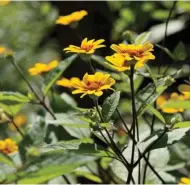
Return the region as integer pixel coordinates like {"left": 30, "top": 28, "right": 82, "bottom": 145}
{"left": 56, "top": 10, "right": 87, "bottom": 26}
{"left": 0, "top": 138, "right": 18, "bottom": 154}
{"left": 105, "top": 43, "right": 155, "bottom": 71}
{"left": 57, "top": 72, "right": 115, "bottom": 98}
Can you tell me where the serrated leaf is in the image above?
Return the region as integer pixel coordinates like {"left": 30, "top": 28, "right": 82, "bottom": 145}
{"left": 135, "top": 32, "right": 151, "bottom": 45}
{"left": 43, "top": 54, "right": 77, "bottom": 95}
{"left": 0, "top": 92, "right": 30, "bottom": 104}
{"left": 102, "top": 91, "right": 120, "bottom": 122}
{"left": 146, "top": 103, "right": 166, "bottom": 123}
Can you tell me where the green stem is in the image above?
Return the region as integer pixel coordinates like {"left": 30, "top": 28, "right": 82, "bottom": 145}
{"left": 10, "top": 58, "right": 56, "bottom": 120}
{"left": 133, "top": 127, "right": 169, "bottom": 167}
{"left": 93, "top": 98, "right": 131, "bottom": 169}
{"left": 11, "top": 118, "right": 24, "bottom": 137}
{"left": 116, "top": 106, "right": 166, "bottom": 184}
{"left": 158, "top": 1, "right": 177, "bottom": 74}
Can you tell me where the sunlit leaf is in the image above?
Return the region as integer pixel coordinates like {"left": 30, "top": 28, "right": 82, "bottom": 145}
{"left": 102, "top": 91, "right": 120, "bottom": 122}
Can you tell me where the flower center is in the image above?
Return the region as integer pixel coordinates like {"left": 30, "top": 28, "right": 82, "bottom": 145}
{"left": 81, "top": 44, "right": 94, "bottom": 52}
{"left": 123, "top": 49, "right": 144, "bottom": 58}
{"left": 86, "top": 82, "right": 101, "bottom": 90}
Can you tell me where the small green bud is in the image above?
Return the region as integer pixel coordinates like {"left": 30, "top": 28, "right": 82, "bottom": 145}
{"left": 27, "top": 147, "right": 40, "bottom": 157}
{"left": 0, "top": 108, "right": 10, "bottom": 123}
{"left": 170, "top": 115, "right": 182, "bottom": 125}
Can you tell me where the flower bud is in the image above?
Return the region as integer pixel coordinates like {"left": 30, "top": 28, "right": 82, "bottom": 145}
{"left": 164, "top": 76, "right": 175, "bottom": 86}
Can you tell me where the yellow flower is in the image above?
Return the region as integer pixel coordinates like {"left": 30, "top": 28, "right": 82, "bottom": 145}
{"left": 56, "top": 10, "right": 87, "bottom": 25}
{"left": 64, "top": 38, "right": 105, "bottom": 54}
{"left": 0, "top": 47, "right": 6, "bottom": 55}
{"left": 8, "top": 114, "right": 26, "bottom": 131}
{"left": 0, "top": 138, "right": 18, "bottom": 154}
{"left": 179, "top": 177, "right": 190, "bottom": 184}
{"left": 0, "top": 0, "right": 11, "bottom": 6}
{"left": 0, "top": 46, "right": 13, "bottom": 56}
{"left": 28, "top": 60, "right": 58, "bottom": 76}
{"left": 178, "top": 84, "right": 190, "bottom": 99}
{"left": 105, "top": 53, "right": 146, "bottom": 71}
{"left": 57, "top": 72, "right": 115, "bottom": 98}
{"left": 109, "top": 42, "right": 155, "bottom": 68}
{"left": 157, "top": 92, "right": 185, "bottom": 113}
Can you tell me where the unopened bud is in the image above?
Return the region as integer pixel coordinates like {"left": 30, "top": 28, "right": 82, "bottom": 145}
{"left": 164, "top": 76, "right": 175, "bottom": 86}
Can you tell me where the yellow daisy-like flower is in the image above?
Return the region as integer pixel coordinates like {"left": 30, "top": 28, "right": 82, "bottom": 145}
{"left": 157, "top": 92, "right": 185, "bottom": 113}
{"left": 109, "top": 42, "right": 155, "bottom": 69}
{"left": 56, "top": 10, "right": 87, "bottom": 25}
{"left": 28, "top": 60, "right": 58, "bottom": 76}
{"left": 8, "top": 114, "right": 26, "bottom": 131}
{"left": 178, "top": 84, "right": 190, "bottom": 100}
{"left": 57, "top": 72, "right": 115, "bottom": 98}
{"left": 0, "top": 0, "right": 11, "bottom": 6}
{"left": 105, "top": 53, "right": 146, "bottom": 71}
{"left": 179, "top": 177, "right": 190, "bottom": 185}
{"left": 0, "top": 46, "right": 13, "bottom": 56}
{"left": 0, "top": 138, "right": 18, "bottom": 154}
{"left": 64, "top": 38, "right": 105, "bottom": 54}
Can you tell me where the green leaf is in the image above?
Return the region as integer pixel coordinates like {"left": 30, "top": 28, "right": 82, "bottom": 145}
{"left": 0, "top": 102, "right": 24, "bottom": 116}
{"left": 173, "top": 121, "right": 190, "bottom": 129}
{"left": 136, "top": 77, "right": 169, "bottom": 117}
{"left": 46, "top": 113, "right": 90, "bottom": 138}
{"left": 5, "top": 152, "right": 96, "bottom": 184}
{"left": 0, "top": 153, "right": 15, "bottom": 167}
{"left": 135, "top": 32, "right": 151, "bottom": 45}
{"left": 173, "top": 42, "right": 187, "bottom": 61}
{"left": 19, "top": 116, "right": 47, "bottom": 161}
{"left": 43, "top": 54, "right": 77, "bottom": 95}
{"left": 152, "top": 10, "right": 170, "bottom": 20}
{"left": 74, "top": 171, "right": 102, "bottom": 183}
{"left": 0, "top": 91, "right": 30, "bottom": 116}
{"left": 102, "top": 91, "right": 120, "bottom": 122}
{"left": 0, "top": 91, "right": 30, "bottom": 103}
{"left": 146, "top": 103, "right": 166, "bottom": 123}
{"left": 162, "top": 100, "right": 190, "bottom": 109}
{"left": 137, "top": 127, "right": 189, "bottom": 152}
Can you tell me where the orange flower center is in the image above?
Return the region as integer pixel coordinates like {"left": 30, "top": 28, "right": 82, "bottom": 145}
{"left": 122, "top": 49, "right": 144, "bottom": 57}
{"left": 86, "top": 82, "right": 101, "bottom": 90}
{"left": 81, "top": 44, "right": 94, "bottom": 52}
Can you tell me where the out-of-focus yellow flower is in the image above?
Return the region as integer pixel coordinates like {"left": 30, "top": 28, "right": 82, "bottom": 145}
{"left": 64, "top": 38, "right": 105, "bottom": 54}
{"left": 179, "top": 177, "right": 190, "bottom": 184}
{"left": 56, "top": 10, "right": 87, "bottom": 25}
{"left": 8, "top": 114, "right": 26, "bottom": 131}
{"left": 105, "top": 53, "right": 147, "bottom": 71}
{"left": 0, "top": 46, "right": 13, "bottom": 56}
{"left": 0, "top": 0, "right": 11, "bottom": 6}
{"left": 178, "top": 84, "right": 190, "bottom": 99}
{"left": 0, "top": 138, "right": 18, "bottom": 154}
{"left": 57, "top": 72, "right": 115, "bottom": 98}
{"left": 109, "top": 43, "right": 155, "bottom": 68}
{"left": 157, "top": 92, "right": 186, "bottom": 113}
{"left": 28, "top": 60, "right": 58, "bottom": 76}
